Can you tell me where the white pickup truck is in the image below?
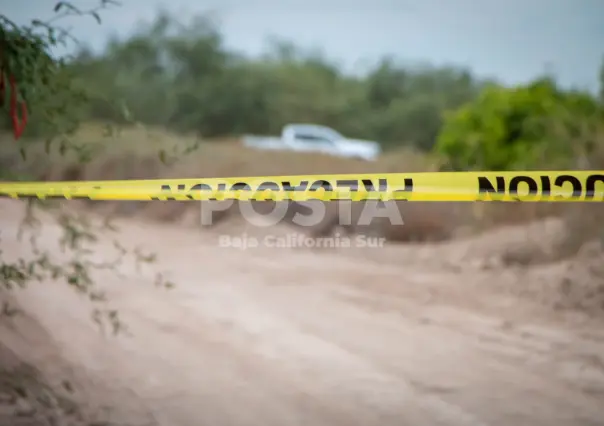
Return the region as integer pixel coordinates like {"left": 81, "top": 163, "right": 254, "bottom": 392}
{"left": 242, "top": 124, "right": 381, "bottom": 161}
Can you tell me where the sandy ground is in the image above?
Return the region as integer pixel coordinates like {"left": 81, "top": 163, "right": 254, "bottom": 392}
{"left": 1, "top": 199, "right": 604, "bottom": 426}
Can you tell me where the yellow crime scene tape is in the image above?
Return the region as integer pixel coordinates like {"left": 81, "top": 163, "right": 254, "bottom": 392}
{"left": 0, "top": 171, "right": 603, "bottom": 202}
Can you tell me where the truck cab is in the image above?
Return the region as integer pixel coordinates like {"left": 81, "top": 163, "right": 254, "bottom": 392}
{"left": 281, "top": 124, "right": 380, "bottom": 161}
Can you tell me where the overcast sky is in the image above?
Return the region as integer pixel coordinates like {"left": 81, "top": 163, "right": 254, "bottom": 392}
{"left": 6, "top": 0, "right": 604, "bottom": 90}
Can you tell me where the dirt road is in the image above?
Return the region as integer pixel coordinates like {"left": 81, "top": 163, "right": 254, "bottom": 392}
{"left": 1, "top": 199, "right": 604, "bottom": 426}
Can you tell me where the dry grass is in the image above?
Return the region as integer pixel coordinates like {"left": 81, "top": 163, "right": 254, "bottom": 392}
{"left": 2, "top": 123, "right": 464, "bottom": 241}
{"left": 0, "top": 122, "right": 600, "bottom": 245}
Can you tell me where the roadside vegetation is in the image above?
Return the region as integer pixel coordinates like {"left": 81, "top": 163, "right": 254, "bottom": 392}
{"left": 0, "top": 4, "right": 603, "bottom": 425}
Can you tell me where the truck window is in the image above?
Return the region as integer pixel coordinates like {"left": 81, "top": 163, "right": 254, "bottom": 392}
{"left": 284, "top": 124, "right": 343, "bottom": 143}
{"left": 317, "top": 127, "right": 344, "bottom": 141}
{"left": 294, "top": 133, "right": 334, "bottom": 144}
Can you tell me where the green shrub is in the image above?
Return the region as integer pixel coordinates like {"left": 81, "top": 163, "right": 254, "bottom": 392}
{"left": 434, "top": 78, "right": 603, "bottom": 171}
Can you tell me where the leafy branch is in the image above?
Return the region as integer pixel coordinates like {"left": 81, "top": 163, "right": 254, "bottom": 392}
{"left": 0, "top": 2, "right": 176, "bottom": 337}
{"left": 2, "top": 199, "right": 174, "bottom": 335}
{"left": 0, "top": 0, "right": 121, "bottom": 154}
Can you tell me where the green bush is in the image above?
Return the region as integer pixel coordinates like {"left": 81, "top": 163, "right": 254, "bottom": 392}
{"left": 434, "top": 78, "right": 603, "bottom": 171}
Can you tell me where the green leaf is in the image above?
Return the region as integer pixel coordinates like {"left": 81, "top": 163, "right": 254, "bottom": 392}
{"left": 158, "top": 150, "right": 167, "bottom": 164}
{"left": 54, "top": 2, "right": 64, "bottom": 12}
